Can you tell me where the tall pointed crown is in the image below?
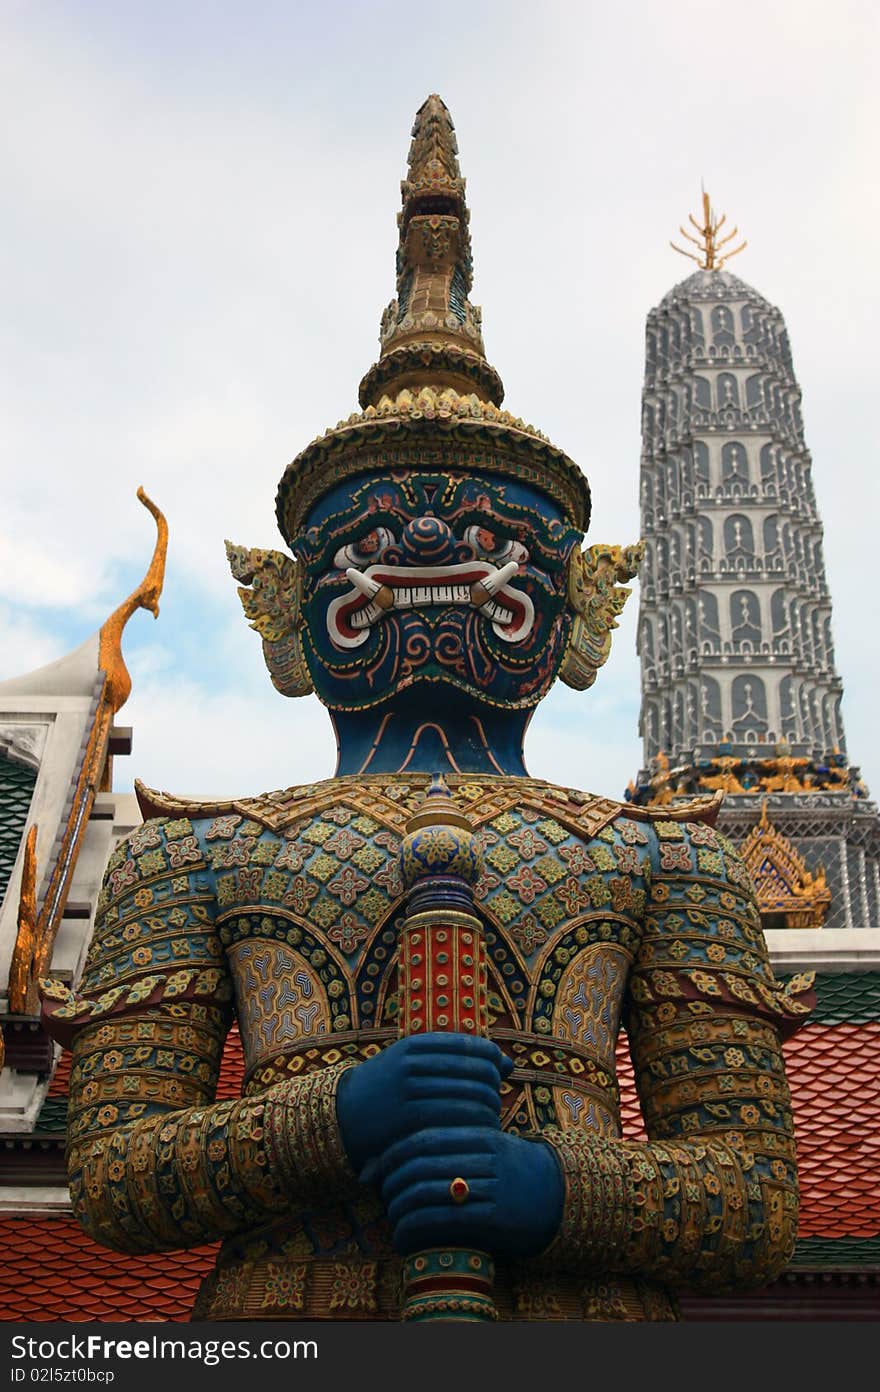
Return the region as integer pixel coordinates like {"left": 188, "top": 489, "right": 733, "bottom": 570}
{"left": 276, "top": 97, "right": 591, "bottom": 543}
{"left": 358, "top": 94, "right": 504, "bottom": 406}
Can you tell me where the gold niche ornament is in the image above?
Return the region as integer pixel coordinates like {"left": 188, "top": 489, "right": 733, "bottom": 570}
{"left": 741, "top": 802, "right": 831, "bottom": 930}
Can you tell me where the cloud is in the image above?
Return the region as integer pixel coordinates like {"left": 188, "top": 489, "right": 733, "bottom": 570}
{"left": 0, "top": 605, "right": 67, "bottom": 678}
{"left": 120, "top": 670, "right": 336, "bottom": 800}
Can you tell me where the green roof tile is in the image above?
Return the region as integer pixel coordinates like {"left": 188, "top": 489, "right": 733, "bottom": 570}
{"left": 786, "top": 972, "right": 880, "bottom": 1024}
{"left": 0, "top": 754, "right": 37, "bottom": 909}
{"left": 34, "top": 1097, "right": 68, "bottom": 1134}
{"left": 791, "top": 1236, "right": 880, "bottom": 1269}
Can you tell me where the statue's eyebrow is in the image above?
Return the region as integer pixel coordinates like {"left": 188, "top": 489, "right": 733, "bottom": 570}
{"left": 302, "top": 499, "right": 407, "bottom": 570}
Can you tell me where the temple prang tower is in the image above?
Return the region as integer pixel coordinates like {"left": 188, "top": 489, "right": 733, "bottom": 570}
{"left": 631, "top": 193, "right": 880, "bottom": 944}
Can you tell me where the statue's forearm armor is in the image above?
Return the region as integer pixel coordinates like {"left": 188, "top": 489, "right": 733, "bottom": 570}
{"left": 542, "top": 818, "right": 807, "bottom": 1292}
{"left": 69, "top": 1033, "right": 354, "bottom": 1253}
{"left": 44, "top": 821, "right": 356, "bottom": 1253}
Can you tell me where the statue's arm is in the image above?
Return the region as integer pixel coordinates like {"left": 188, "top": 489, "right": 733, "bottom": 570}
{"left": 542, "top": 820, "right": 813, "bottom": 1291}
{"left": 42, "top": 818, "right": 357, "bottom": 1254}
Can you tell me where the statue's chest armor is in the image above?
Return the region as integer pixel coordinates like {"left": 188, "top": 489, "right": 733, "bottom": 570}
{"left": 210, "top": 776, "right": 650, "bottom": 1138}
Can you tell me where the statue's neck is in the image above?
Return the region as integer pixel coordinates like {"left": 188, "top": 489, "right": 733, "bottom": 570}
{"left": 329, "top": 705, "right": 532, "bottom": 777}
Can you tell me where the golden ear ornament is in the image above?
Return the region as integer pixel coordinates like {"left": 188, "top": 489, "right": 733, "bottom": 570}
{"left": 558, "top": 541, "right": 643, "bottom": 692}
{"left": 225, "top": 542, "right": 314, "bottom": 698}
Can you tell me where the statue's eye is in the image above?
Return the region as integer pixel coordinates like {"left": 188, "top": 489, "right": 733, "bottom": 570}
{"left": 333, "top": 528, "right": 397, "bottom": 570}
{"left": 463, "top": 526, "right": 529, "bottom": 565}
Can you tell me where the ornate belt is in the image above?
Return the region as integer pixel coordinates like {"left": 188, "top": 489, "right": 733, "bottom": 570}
{"left": 193, "top": 1252, "right": 677, "bottom": 1323}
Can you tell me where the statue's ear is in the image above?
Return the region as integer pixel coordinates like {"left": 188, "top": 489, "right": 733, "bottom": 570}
{"left": 557, "top": 541, "right": 643, "bottom": 692}
{"left": 225, "top": 541, "right": 314, "bottom": 698}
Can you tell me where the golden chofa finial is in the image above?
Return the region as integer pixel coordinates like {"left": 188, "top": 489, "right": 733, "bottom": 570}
{"left": 671, "top": 188, "right": 747, "bottom": 271}
{"left": 98, "top": 487, "right": 168, "bottom": 715}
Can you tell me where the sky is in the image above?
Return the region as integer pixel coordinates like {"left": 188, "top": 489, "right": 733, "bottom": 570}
{"left": 1, "top": 0, "right": 878, "bottom": 802}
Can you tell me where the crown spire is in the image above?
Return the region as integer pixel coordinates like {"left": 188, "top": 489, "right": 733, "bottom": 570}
{"left": 358, "top": 95, "right": 504, "bottom": 408}
{"left": 670, "top": 188, "right": 747, "bottom": 271}
{"left": 276, "top": 96, "right": 593, "bottom": 545}
{"left": 402, "top": 95, "right": 469, "bottom": 274}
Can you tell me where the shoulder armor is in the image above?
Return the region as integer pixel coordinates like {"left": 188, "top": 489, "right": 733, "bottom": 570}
{"left": 134, "top": 779, "right": 328, "bottom": 834}
{"left": 135, "top": 780, "right": 249, "bottom": 823}
{"left": 619, "top": 791, "right": 724, "bottom": 828}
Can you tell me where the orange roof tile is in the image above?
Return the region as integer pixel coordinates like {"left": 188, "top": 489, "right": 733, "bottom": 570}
{"left": 215, "top": 1024, "right": 245, "bottom": 1099}
{"left": 616, "top": 1034, "right": 647, "bottom": 1141}
{"left": 46, "top": 1049, "right": 71, "bottom": 1098}
{"left": 0, "top": 1216, "right": 215, "bottom": 1321}
{"left": 783, "top": 1023, "right": 880, "bottom": 1238}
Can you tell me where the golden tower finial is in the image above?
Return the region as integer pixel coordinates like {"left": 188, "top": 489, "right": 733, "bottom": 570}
{"left": 671, "top": 187, "right": 747, "bottom": 271}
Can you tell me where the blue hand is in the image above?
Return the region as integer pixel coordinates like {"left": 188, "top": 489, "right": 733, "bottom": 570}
{"left": 336, "top": 1032, "right": 513, "bottom": 1175}
{"left": 374, "top": 1125, "right": 564, "bottom": 1260}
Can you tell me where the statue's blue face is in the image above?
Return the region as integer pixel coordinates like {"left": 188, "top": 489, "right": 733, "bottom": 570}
{"left": 294, "top": 471, "right": 580, "bottom": 712}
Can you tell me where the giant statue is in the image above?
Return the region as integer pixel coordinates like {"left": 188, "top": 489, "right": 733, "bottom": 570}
{"left": 41, "top": 97, "right": 813, "bottom": 1322}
